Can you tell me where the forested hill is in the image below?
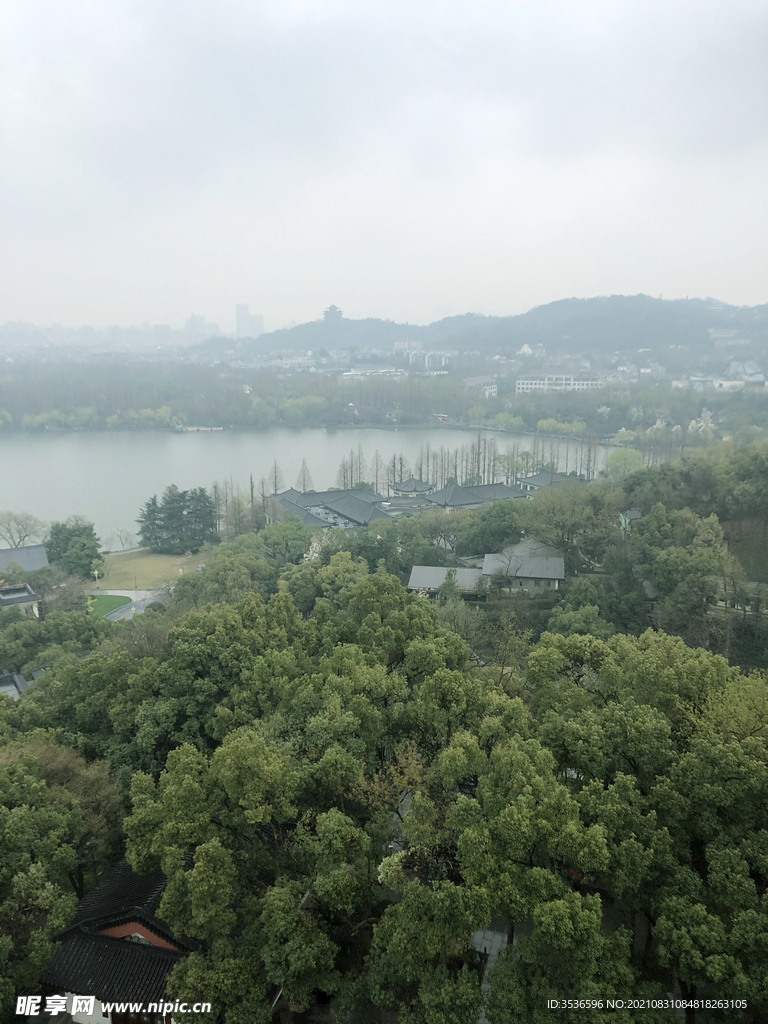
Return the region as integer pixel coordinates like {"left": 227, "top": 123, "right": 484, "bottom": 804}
{"left": 198, "top": 294, "right": 768, "bottom": 358}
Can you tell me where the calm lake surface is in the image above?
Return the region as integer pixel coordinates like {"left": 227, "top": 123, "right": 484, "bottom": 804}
{"left": 0, "top": 427, "right": 612, "bottom": 546}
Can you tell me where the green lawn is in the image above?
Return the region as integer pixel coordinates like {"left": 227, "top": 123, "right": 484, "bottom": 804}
{"left": 101, "top": 548, "right": 208, "bottom": 589}
{"left": 89, "top": 594, "right": 132, "bottom": 618}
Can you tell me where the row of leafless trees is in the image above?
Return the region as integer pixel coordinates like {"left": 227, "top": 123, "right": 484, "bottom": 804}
{"left": 392, "top": 434, "right": 601, "bottom": 491}
{"left": 208, "top": 432, "right": 610, "bottom": 542}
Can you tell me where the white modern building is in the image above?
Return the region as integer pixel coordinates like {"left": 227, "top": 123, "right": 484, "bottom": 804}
{"left": 516, "top": 375, "right": 603, "bottom": 394}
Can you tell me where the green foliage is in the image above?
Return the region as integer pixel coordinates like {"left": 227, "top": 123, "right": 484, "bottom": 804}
{"left": 454, "top": 498, "right": 523, "bottom": 556}
{"left": 4, "top": 507, "right": 768, "bottom": 1022}
{"left": 494, "top": 412, "right": 524, "bottom": 431}
{"left": 437, "top": 568, "right": 461, "bottom": 603}
{"left": 547, "top": 579, "right": 616, "bottom": 639}
{"left": 605, "top": 447, "right": 644, "bottom": 480}
{"left": 522, "top": 485, "right": 620, "bottom": 574}
{"left": 631, "top": 504, "right": 739, "bottom": 647}
{"left": 173, "top": 535, "right": 278, "bottom": 609}
{"left": 0, "top": 741, "right": 124, "bottom": 1017}
{"left": 0, "top": 608, "right": 110, "bottom": 674}
{"left": 137, "top": 485, "right": 217, "bottom": 553}
{"left": 487, "top": 895, "right": 647, "bottom": 1024}
{"left": 44, "top": 516, "right": 102, "bottom": 577}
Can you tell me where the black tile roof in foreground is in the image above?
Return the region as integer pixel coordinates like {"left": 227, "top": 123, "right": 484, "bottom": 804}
{"left": 69, "top": 862, "right": 167, "bottom": 928}
{"left": 42, "top": 928, "right": 183, "bottom": 1005}
{"left": 41, "top": 861, "right": 197, "bottom": 1005}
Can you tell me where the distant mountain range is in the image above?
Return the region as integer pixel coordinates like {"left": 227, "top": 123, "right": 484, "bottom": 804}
{"left": 193, "top": 294, "right": 768, "bottom": 361}
{"left": 4, "top": 295, "right": 767, "bottom": 362}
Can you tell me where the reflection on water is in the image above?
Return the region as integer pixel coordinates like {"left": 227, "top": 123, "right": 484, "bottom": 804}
{"left": 0, "top": 427, "right": 612, "bottom": 544}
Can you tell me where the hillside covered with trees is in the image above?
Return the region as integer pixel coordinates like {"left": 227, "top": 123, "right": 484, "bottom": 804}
{"left": 2, "top": 439, "right": 768, "bottom": 1021}
{"left": 201, "top": 294, "right": 768, "bottom": 361}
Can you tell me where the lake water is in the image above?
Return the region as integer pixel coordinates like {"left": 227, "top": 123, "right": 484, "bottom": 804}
{"left": 0, "top": 427, "right": 612, "bottom": 547}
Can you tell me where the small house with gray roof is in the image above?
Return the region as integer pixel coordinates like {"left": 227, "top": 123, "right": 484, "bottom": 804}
{"left": 482, "top": 539, "right": 565, "bottom": 592}
{"left": 408, "top": 539, "right": 565, "bottom": 599}
{"left": 0, "top": 582, "right": 40, "bottom": 616}
{"left": 407, "top": 566, "right": 485, "bottom": 596}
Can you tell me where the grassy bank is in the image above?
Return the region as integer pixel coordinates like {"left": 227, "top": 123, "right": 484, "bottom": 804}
{"left": 88, "top": 594, "right": 131, "bottom": 618}
{"left": 101, "top": 548, "right": 208, "bottom": 590}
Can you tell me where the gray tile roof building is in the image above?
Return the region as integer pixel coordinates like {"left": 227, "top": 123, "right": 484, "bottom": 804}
{"left": 427, "top": 482, "right": 527, "bottom": 508}
{"left": 0, "top": 671, "right": 31, "bottom": 701}
{"left": 0, "top": 582, "right": 39, "bottom": 612}
{"left": 518, "top": 471, "right": 581, "bottom": 492}
{"left": 272, "top": 488, "right": 394, "bottom": 529}
{"left": 482, "top": 539, "right": 565, "bottom": 582}
{"left": 290, "top": 487, "right": 383, "bottom": 507}
{"left": 277, "top": 497, "right": 332, "bottom": 528}
{"left": 0, "top": 543, "right": 49, "bottom": 572}
{"left": 407, "top": 567, "right": 484, "bottom": 593}
{"left": 318, "top": 493, "right": 395, "bottom": 526}
{"left": 391, "top": 477, "right": 435, "bottom": 494}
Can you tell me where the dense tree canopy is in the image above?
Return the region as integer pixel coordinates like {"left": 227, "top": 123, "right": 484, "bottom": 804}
{"left": 44, "top": 516, "right": 102, "bottom": 578}
{"left": 0, "top": 740, "right": 123, "bottom": 1017}
{"left": 3, "top": 454, "right": 768, "bottom": 1022}
{"left": 137, "top": 486, "right": 218, "bottom": 553}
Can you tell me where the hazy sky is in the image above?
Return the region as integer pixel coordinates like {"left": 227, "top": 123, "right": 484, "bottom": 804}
{"left": 3, "top": 0, "right": 767, "bottom": 331}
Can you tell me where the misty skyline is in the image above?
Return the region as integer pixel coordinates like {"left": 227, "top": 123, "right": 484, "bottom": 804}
{"left": 3, "top": 0, "right": 767, "bottom": 332}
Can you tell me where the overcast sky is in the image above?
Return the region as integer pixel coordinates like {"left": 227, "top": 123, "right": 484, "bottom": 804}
{"left": 3, "top": 0, "right": 767, "bottom": 331}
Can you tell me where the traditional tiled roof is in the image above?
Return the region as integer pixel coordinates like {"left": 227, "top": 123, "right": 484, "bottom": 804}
{"left": 318, "top": 493, "right": 395, "bottom": 525}
{"left": 42, "top": 929, "right": 183, "bottom": 1005}
{"left": 278, "top": 497, "right": 332, "bottom": 528}
{"left": 291, "top": 488, "right": 383, "bottom": 507}
{"left": 427, "top": 482, "right": 526, "bottom": 507}
{"left": 68, "top": 863, "right": 167, "bottom": 930}
{"left": 391, "top": 477, "right": 434, "bottom": 493}
{"left": 0, "top": 671, "right": 30, "bottom": 701}
{"left": 469, "top": 483, "right": 527, "bottom": 501}
{"left": 407, "top": 567, "right": 484, "bottom": 592}
{"left": 278, "top": 487, "right": 303, "bottom": 503}
{"left": 41, "top": 862, "right": 197, "bottom": 1004}
{"left": 0, "top": 583, "right": 38, "bottom": 608}
{"left": 276, "top": 488, "right": 391, "bottom": 527}
{"left": 518, "top": 471, "right": 577, "bottom": 489}
{"left": 426, "top": 483, "right": 484, "bottom": 507}
{"left": 482, "top": 540, "right": 565, "bottom": 581}
{"left": 0, "top": 544, "right": 49, "bottom": 572}
{"left": 723, "top": 359, "right": 764, "bottom": 382}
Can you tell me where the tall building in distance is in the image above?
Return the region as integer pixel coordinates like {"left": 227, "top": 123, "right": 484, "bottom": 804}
{"left": 236, "top": 304, "right": 264, "bottom": 337}
{"left": 183, "top": 313, "right": 220, "bottom": 339}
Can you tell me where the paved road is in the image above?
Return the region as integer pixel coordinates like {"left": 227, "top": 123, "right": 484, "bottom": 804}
{"left": 90, "top": 589, "right": 166, "bottom": 621}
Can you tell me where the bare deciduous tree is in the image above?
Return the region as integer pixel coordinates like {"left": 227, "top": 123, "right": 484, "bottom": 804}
{"left": 270, "top": 461, "right": 285, "bottom": 495}
{"left": 371, "top": 450, "right": 385, "bottom": 494}
{"left": 0, "top": 510, "right": 47, "bottom": 548}
{"left": 296, "top": 459, "right": 314, "bottom": 493}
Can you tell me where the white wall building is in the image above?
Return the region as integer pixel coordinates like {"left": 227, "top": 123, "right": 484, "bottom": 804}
{"left": 516, "top": 375, "right": 602, "bottom": 394}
